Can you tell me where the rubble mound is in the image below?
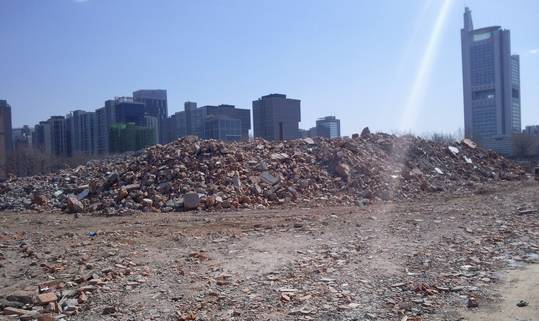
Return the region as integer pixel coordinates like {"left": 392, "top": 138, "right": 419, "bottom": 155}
{"left": 0, "top": 134, "right": 526, "bottom": 214}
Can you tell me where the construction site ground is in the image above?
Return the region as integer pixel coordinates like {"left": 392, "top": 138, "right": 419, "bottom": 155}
{"left": 1, "top": 180, "right": 538, "bottom": 321}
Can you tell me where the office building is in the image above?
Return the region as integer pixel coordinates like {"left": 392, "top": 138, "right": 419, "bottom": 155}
{"left": 205, "top": 115, "right": 243, "bottom": 141}
{"left": 66, "top": 110, "right": 96, "bottom": 156}
{"left": 184, "top": 101, "right": 198, "bottom": 136}
{"left": 12, "top": 126, "right": 33, "bottom": 149}
{"left": 167, "top": 111, "right": 187, "bottom": 141}
{"left": 461, "top": 7, "right": 521, "bottom": 155}
{"left": 95, "top": 97, "right": 146, "bottom": 155}
{"left": 95, "top": 102, "right": 116, "bottom": 155}
{"left": 133, "top": 89, "right": 168, "bottom": 143}
{"left": 43, "top": 116, "right": 67, "bottom": 157}
{"left": 524, "top": 125, "right": 539, "bottom": 136}
{"left": 0, "top": 100, "right": 13, "bottom": 179}
{"left": 204, "top": 105, "right": 250, "bottom": 139}
{"left": 109, "top": 123, "right": 155, "bottom": 154}
{"left": 144, "top": 115, "right": 159, "bottom": 145}
{"left": 114, "top": 97, "right": 146, "bottom": 126}
{"left": 33, "top": 121, "right": 47, "bottom": 153}
{"left": 316, "top": 116, "right": 341, "bottom": 139}
{"left": 168, "top": 102, "right": 250, "bottom": 141}
{"left": 252, "top": 94, "right": 301, "bottom": 141}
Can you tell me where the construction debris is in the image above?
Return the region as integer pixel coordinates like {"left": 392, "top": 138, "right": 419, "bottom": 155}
{"left": 0, "top": 134, "right": 526, "bottom": 214}
{"left": 1, "top": 181, "right": 538, "bottom": 320}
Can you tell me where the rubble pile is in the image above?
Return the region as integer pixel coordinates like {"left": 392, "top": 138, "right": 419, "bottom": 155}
{"left": 0, "top": 133, "right": 526, "bottom": 214}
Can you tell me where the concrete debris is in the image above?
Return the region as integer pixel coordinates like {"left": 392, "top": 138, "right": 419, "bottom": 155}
{"left": 0, "top": 134, "right": 526, "bottom": 214}
{"left": 183, "top": 192, "right": 200, "bottom": 210}
{"left": 516, "top": 300, "right": 528, "bottom": 307}
{"left": 335, "top": 163, "right": 351, "bottom": 180}
{"left": 462, "top": 138, "right": 477, "bottom": 149}
{"left": 361, "top": 126, "right": 371, "bottom": 138}
{"left": 66, "top": 195, "right": 83, "bottom": 213}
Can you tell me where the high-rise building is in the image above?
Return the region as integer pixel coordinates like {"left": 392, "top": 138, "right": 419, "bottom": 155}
{"left": 205, "top": 115, "right": 243, "bottom": 141}
{"left": 204, "top": 105, "right": 250, "bottom": 139}
{"left": 133, "top": 90, "right": 168, "bottom": 144}
{"left": 114, "top": 97, "right": 146, "bottom": 127}
{"left": 43, "top": 116, "right": 67, "bottom": 157}
{"left": 144, "top": 115, "right": 159, "bottom": 145}
{"left": 184, "top": 101, "right": 197, "bottom": 136}
{"left": 12, "top": 125, "right": 33, "bottom": 150}
{"left": 66, "top": 110, "right": 96, "bottom": 156}
{"left": 33, "top": 121, "right": 47, "bottom": 153}
{"left": 0, "top": 100, "right": 13, "bottom": 179}
{"left": 167, "top": 111, "right": 187, "bottom": 142}
{"left": 316, "top": 116, "right": 341, "bottom": 139}
{"left": 168, "top": 102, "right": 251, "bottom": 141}
{"left": 252, "top": 94, "right": 301, "bottom": 141}
{"left": 461, "top": 7, "right": 521, "bottom": 155}
{"left": 95, "top": 101, "right": 116, "bottom": 155}
{"left": 95, "top": 97, "right": 146, "bottom": 155}
{"left": 109, "top": 123, "right": 155, "bottom": 154}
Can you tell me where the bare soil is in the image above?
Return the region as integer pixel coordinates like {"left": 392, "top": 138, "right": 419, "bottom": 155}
{"left": 1, "top": 181, "right": 538, "bottom": 321}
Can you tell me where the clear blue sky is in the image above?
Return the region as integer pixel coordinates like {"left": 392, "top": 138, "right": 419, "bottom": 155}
{"left": 1, "top": 0, "right": 538, "bottom": 136}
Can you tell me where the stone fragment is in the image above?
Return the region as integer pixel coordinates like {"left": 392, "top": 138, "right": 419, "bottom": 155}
{"left": 516, "top": 300, "right": 528, "bottom": 307}
{"left": 260, "top": 171, "right": 280, "bottom": 185}
{"left": 335, "top": 163, "right": 351, "bottom": 179}
{"left": 141, "top": 198, "right": 153, "bottom": 207}
{"left": 6, "top": 291, "right": 35, "bottom": 305}
{"left": 37, "top": 292, "right": 57, "bottom": 305}
{"left": 360, "top": 126, "right": 371, "bottom": 137}
{"left": 462, "top": 138, "right": 477, "bottom": 149}
{"left": 184, "top": 192, "right": 200, "bottom": 210}
{"left": 303, "top": 137, "right": 315, "bottom": 145}
{"left": 102, "top": 306, "right": 116, "bottom": 315}
{"left": 467, "top": 297, "right": 478, "bottom": 308}
{"left": 103, "top": 172, "right": 119, "bottom": 189}
{"left": 77, "top": 189, "right": 90, "bottom": 200}
{"left": 3, "top": 307, "right": 36, "bottom": 316}
{"left": 32, "top": 194, "right": 48, "bottom": 206}
{"left": 66, "top": 195, "right": 84, "bottom": 213}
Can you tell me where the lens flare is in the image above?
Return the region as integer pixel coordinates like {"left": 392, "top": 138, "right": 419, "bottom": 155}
{"left": 399, "top": 0, "right": 454, "bottom": 132}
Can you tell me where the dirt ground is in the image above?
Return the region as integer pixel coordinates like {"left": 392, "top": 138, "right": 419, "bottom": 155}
{"left": 1, "top": 181, "right": 538, "bottom": 321}
{"left": 459, "top": 264, "right": 539, "bottom": 321}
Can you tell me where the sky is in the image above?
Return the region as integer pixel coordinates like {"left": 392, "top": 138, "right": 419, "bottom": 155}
{"left": 1, "top": 0, "right": 538, "bottom": 136}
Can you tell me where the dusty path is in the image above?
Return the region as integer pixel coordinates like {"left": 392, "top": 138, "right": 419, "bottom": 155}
{"left": 457, "top": 264, "right": 539, "bottom": 321}
{"left": 1, "top": 181, "right": 538, "bottom": 320}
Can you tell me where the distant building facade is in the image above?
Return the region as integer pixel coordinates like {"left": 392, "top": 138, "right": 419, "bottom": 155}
{"left": 109, "top": 123, "right": 155, "bottom": 154}
{"left": 133, "top": 89, "right": 168, "bottom": 144}
{"left": 66, "top": 110, "right": 96, "bottom": 156}
{"left": 524, "top": 125, "right": 539, "bottom": 136}
{"left": 0, "top": 100, "right": 13, "bottom": 179}
{"left": 144, "top": 115, "right": 159, "bottom": 145}
{"left": 43, "top": 116, "right": 67, "bottom": 157}
{"left": 114, "top": 97, "right": 146, "bottom": 127}
{"left": 168, "top": 102, "right": 250, "bottom": 141}
{"left": 252, "top": 94, "right": 301, "bottom": 141}
{"left": 33, "top": 121, "right": 47, "bottom": 153}
{"left": 95, "top": 97, "right": 146, "bottom": 155}
{"left": 95, "top": 102, "right": 116, "bottom": 155}
{"left": 12, "top": 126, "right": 33, "bottom": 149}
{"left": 315, "top": 116, "right": 341, "bottom": 139}
{"left": 461, "top": 7, "right": 521, "bottom": 155}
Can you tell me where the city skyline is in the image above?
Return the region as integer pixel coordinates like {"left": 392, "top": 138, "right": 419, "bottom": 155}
{"left": 1, "top": 0, "right": 538, "bottom": 136}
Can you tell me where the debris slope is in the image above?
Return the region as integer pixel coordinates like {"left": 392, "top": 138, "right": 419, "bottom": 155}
{"left": 0, "top": 133, "right": 525, "bottom": 214}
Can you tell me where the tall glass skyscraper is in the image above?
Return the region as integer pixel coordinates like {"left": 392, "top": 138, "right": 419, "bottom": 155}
{"left": 461, "top": 7, "right": 521, "bottom": 155}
